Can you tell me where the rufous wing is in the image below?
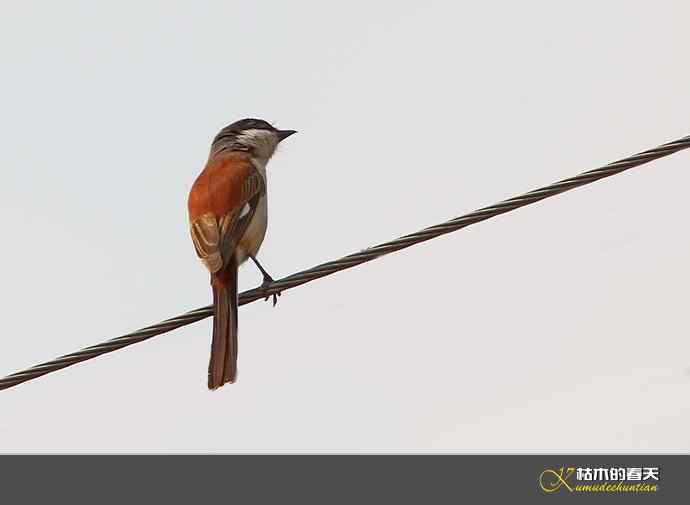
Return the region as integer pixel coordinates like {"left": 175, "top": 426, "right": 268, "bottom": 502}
{"left": 188, "top": 152, "right": 265, "bottom": 273}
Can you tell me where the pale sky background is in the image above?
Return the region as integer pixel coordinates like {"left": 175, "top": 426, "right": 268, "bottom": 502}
{"left": 1, "top": 1, "right": 689, "bottom": 453}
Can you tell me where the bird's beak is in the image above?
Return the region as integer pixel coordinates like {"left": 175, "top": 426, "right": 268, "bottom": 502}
{"left": 276, "top": 129, "right": 297, "bottom": 142}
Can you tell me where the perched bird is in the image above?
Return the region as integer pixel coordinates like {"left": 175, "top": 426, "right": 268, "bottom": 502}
{"left": 187, "top": 119, "right": 296, "bottom": 389}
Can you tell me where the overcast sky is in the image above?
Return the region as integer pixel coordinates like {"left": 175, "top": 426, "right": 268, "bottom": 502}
{"left": 1, "top": 1, "right": 689, "bottom": 453}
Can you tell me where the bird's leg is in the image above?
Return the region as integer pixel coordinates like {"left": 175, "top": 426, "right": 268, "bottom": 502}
{"left": 249, "top": 255, "right": 281, "bottom": 307}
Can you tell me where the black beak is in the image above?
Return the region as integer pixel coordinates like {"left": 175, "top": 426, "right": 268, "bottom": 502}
{"left": 276, "top": 129, "right": 297, "bottom": 142}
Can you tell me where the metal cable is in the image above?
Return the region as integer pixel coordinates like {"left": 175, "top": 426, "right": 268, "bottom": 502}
{"left": 2, "top": 134, "right": 689, "bottom": 391}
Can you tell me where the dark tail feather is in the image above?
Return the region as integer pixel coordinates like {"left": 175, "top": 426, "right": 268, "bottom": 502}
{"left": 208, "top": 260, "right": 238, "bottom": 390}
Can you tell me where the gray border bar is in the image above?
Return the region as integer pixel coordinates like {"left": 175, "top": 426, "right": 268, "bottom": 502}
{"left": 0, "top": 455, "right": 685, "bottom": 503}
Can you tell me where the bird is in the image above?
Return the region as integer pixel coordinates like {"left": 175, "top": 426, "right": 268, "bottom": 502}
{"left": 187, "top": 118, "right": 296, "bottom": 389}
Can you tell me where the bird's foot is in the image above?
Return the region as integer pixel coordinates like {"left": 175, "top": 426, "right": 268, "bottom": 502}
{"left": 260, "top": 276, "right": 281, "bottom": 307}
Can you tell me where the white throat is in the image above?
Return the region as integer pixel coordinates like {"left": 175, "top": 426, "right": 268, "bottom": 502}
{"left": 236, "top": 128, "right": 279, "bottom": 173}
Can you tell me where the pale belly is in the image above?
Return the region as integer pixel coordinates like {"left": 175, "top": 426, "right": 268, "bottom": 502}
{"left": 235, "top": 195, "right": 268, "bottom": 265}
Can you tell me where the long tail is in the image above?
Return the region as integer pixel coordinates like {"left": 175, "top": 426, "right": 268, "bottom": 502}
{"left": 208, "top": 258, "right": 238, "bottom": 390}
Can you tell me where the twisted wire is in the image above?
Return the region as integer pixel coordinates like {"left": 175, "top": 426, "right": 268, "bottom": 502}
{"left": 2, "top": 134, "right": 689, "bottom": 391}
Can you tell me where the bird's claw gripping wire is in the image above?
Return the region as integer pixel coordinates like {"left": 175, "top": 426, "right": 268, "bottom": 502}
{"left": 250, "top": 255, "right": 281, "bottom": 307}
{"left": 260, "top": 278, "right": 281, "bottom": 307}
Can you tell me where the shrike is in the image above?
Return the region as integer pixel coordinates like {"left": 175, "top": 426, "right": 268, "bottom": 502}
{"left": 188, "top": 119, "right": 296, "bottom": 389}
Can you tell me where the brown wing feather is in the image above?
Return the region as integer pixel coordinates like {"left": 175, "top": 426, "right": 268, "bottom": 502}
{"left": 188, "top": 152, "right": 265, "bottom": 273}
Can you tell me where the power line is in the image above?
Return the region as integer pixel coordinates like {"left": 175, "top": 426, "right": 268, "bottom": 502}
{"left": 1, "top": 134, "right": 689, "bottom": 391}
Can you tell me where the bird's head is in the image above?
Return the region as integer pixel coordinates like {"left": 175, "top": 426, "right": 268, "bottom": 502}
{"left": 212, "top": 118, "right": 297, "bottom": 163}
